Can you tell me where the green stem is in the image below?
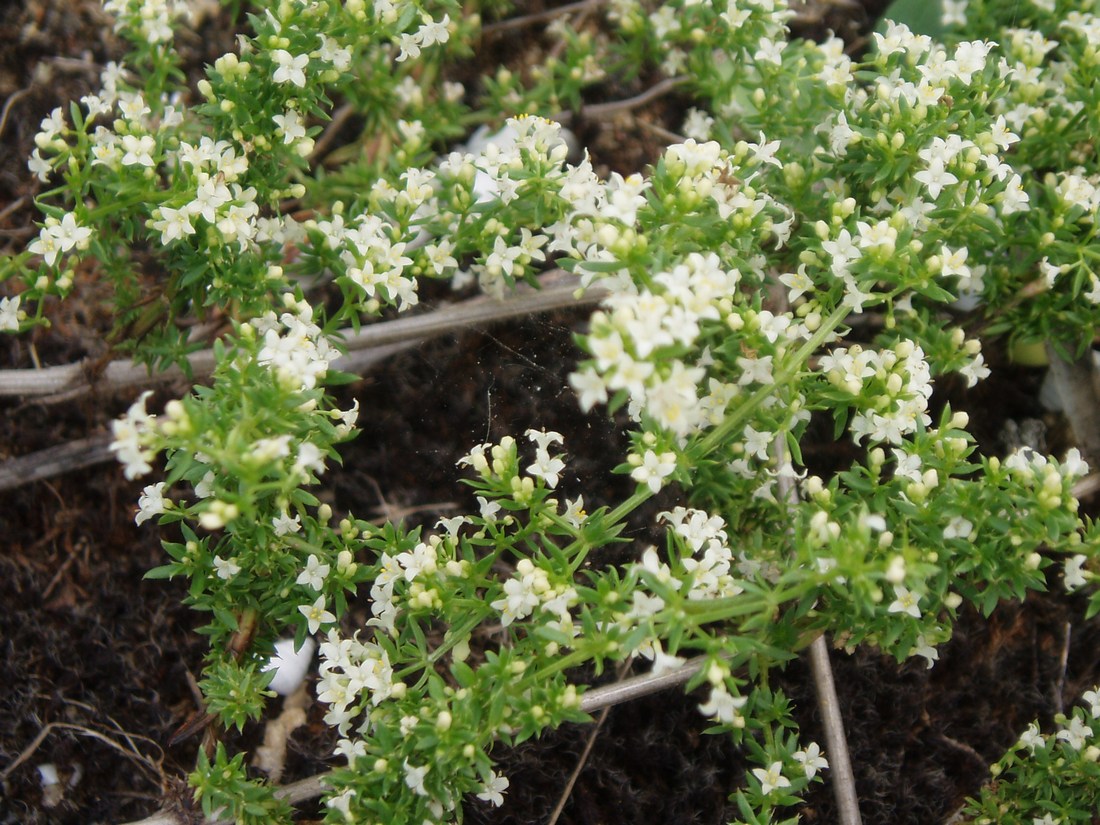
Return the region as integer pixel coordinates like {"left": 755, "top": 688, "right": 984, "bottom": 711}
{"left": 693, "top": 302, "right": 850, "bottom": 461}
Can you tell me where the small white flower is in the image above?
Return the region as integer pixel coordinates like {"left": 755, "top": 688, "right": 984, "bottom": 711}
{"left": 135, "top": 482, "right": 167, "bottom": 525}
{"left": 527, "top": 449, "right": 566, "bottom": 488}
{"left": 477, "top": 495, "right": 501, "bottom": 521}
{"left": 698, "top": 685, "right": 747, "bottom": 725}
{"left": 213, "top": 556, "right": 242, "bottom": 581}
{"left": 630, "top": 450, "right": 676, "bottom": 494}
{"left": 476, "top": 770, "right": 509, "bottom": 807}
{"left": 1056, "top": 716, "right": 1089, "bottom": 751}
{"left": 793, "top": 742, "right": 829, "bottom": 778}
{"left": 273, "top": 509, "right": 302, "bottom": 536}
{"left": 272, "top": 49, "right": 308, "bottom": 87}
{"left": 912, "top": 635, "right": 940, "bottom": 669}
{"left": 273, "top": 109, "right": 306, "bottom": 144}
{"left": 1017, "top": 722, "right": 1044, "bottom": 753}
{"left": 403, "top": 760, "right": 429, "bottom": 796}
{"left": 1081, "top": 688, "right": 1100, "bottom": 718}
{"left": 887, "top": 585, "right": 922, "bottom": 619}
{"left": 296, "top": 554, "right": 331, "bottom": 591}
{"left": 152, "top": 206, "right": 195, "bottom": 244}
{"left": 299, "top": 595, "right": 336, "bottom": 634}
{"left": 751, "top": 761, "right": 791, "bottom": 795}
{"left": 1064, "top": 554, "right": 1088, "bottom": 591}
{"left": 119, "top": 133, "right": 156, "bottom": 167}
{"left": 0, "top": 295, "right": 22, "bottom": 331}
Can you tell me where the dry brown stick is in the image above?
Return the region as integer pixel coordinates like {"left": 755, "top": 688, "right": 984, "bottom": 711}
{"left": 0, "top": 276, "right": 606, "bottom": 491}
{"left": 575, "top": 76, "right": 688, "bottom": 122}
{"left": 545, "top": 664, "right": 630, "bottom": 825}
{"left": 480, "top": 0, "right": 605, "bottom": 35}
{"left": 0, "top": 270, "right": 604, "bottom": 398}
{"left": 0, "top": 433, "right": 115, "bottom": 493}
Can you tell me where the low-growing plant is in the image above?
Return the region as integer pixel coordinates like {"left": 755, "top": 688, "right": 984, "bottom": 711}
{"left": 4, "top": 0, "right": 1100, "bottom": 822}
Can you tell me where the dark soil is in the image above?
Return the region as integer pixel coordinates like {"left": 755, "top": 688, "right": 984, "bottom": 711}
{"left": 3, "top": 2, "right": 1100, "bottom": 825}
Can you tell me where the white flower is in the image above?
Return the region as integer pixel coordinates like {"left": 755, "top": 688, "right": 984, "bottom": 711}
{"left": 1061, "top": 448, "right": 1089, "bottom": 480}
{"left": 299, "top": 596, "right": 336, "bottom": 634}
{"left": 297, "top": 554, "right": 331, "bottom": 591}
{"left": 135, "top": 482, "right": 167, "bottom": 525}
{"left": 273, "top": 509, "right": 302, "bottom": 536}
{"left": 119, "top": 133, "right": 156, "bottom": 167}
{"left": 751, "top": 761, "right": 791, "bottom": 795}
{"left": 1018, "top": 722, "right": 1045, "bottom": 752}
{"left": 272, "top": 50, "right": 308, "bottom": 87}
{"left": 213, "top": 556, "right": 242, "bottom": 580}
{"left": 562, "top": 496, "right": 586, "bottom": 528}
{"left": 569, "top": 367, "right": 609, "bottom": 411}
{"left": 630, "top": 450, "right": 676, "bottom": 494}
{"left": 1081, "top": 688, "right": 1100, "bottom": 718}
{"left": 490, "top": 575, "right": 539, "bottom": 626}
{"left": 1056, "top": 716, "right": 1090, "bottom": 751}
{"left": 189, "top": 173, "right": 232, "bottom": 223}
{"left": 793, "top": 742, "right": 829, "bottom": 778}
{"left": 943, "top": 516, "right": 973, "bottom": 540}
{"left": 912, "top": 635, "right": 940, "bottom": 669}
{"left": 0, "top": 295, "right": 22, "bottom": 331}
{"left": 914, "top": 157, "right": 958, "bottom": 200}
{"left": 403, "top": 760, "right": 429, "bottom": 796}
{"left": 110, "top": 391, "right": 156, "bottom": 480}
{"left": 527, "top": 449, "right": 565, "bottom": 488}
{"left": 273, "top": 109, "right": 306, "bottom": 145}
{"left": 476, "top": 770, "right": 509, "bottom": 807}
{"left": 28, "top": 149, "right": 52, "bottom": 182}
{"left": 742, "top": 425, "right": 773, "bottom": 460}
{"left": 152, "top": 206, "right": 195, "bottom": 244}
{"left": 887, "top": 585, "right": 922, "bottom": 619}
{"left": 698, "top": 685, "right": 747, "bottom": 725}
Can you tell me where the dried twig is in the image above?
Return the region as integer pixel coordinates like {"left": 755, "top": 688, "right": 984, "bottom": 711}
{"left": 0, "top": 273, "right": 605, "bottom": 491}
{"left": 546, "top": 661, "right": 631, "bottom": 825}
{"left": 0, "top": 270, "right": 604, "bottom": 399}
{"left": 0, "top": 433, "right": 115, "bottom": 493}
{"left": 480, "top": 0, "right": 606, "bottom": 35}
{"left": 574, "top": 76, "right": 688, "bottom": 122}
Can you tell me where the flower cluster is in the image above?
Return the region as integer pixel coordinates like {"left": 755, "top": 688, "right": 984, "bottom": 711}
{"left": 963, "top": 687, "right": 1100, "bottom": 824}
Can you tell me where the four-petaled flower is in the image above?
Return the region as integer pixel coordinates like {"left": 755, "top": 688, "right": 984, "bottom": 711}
{"left": 887, "top": 585, "right": 922, "bottom": 619}
{"left": 794, "top": 743, "right": 829, "bottom": 778}
{"left": 272, "top": 50, "right": 309, "bottom": 87}
{"left": 296, "top": 554, "right": 330, "bottom": 591}
{"left": 476, "top": 770, "right": 509, "bottom": 807}
{"left": 299, "top": 596, "right": 336, "bottom": 634}
{"left": 751, "top": 761, "right": 791, "bottom": 796}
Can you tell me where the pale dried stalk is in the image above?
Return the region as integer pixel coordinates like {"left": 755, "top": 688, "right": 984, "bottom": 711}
{"left": 774, "top": 436, "right": 862, "bottom": 824}
{"left": 121, "top": 655, "right": 715, "bottom": 825}
{"left": 0, "top": 271, "right": 601, "bottom": 398}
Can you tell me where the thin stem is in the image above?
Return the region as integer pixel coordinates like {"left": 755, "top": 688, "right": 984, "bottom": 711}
{"left": 579, "top": 77, "right": 689, "bottom": 121}
{"left": 807, "top": 638, "right": 862, "bottom": 824}
{"left": 694, "top": 302, "right": 850, "bottom": 460}
{"left": 773, "top": 402, "right": 862, "bottom": 825}
{"left": 481, "top": 0, "right": 605, "bottom": 34}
